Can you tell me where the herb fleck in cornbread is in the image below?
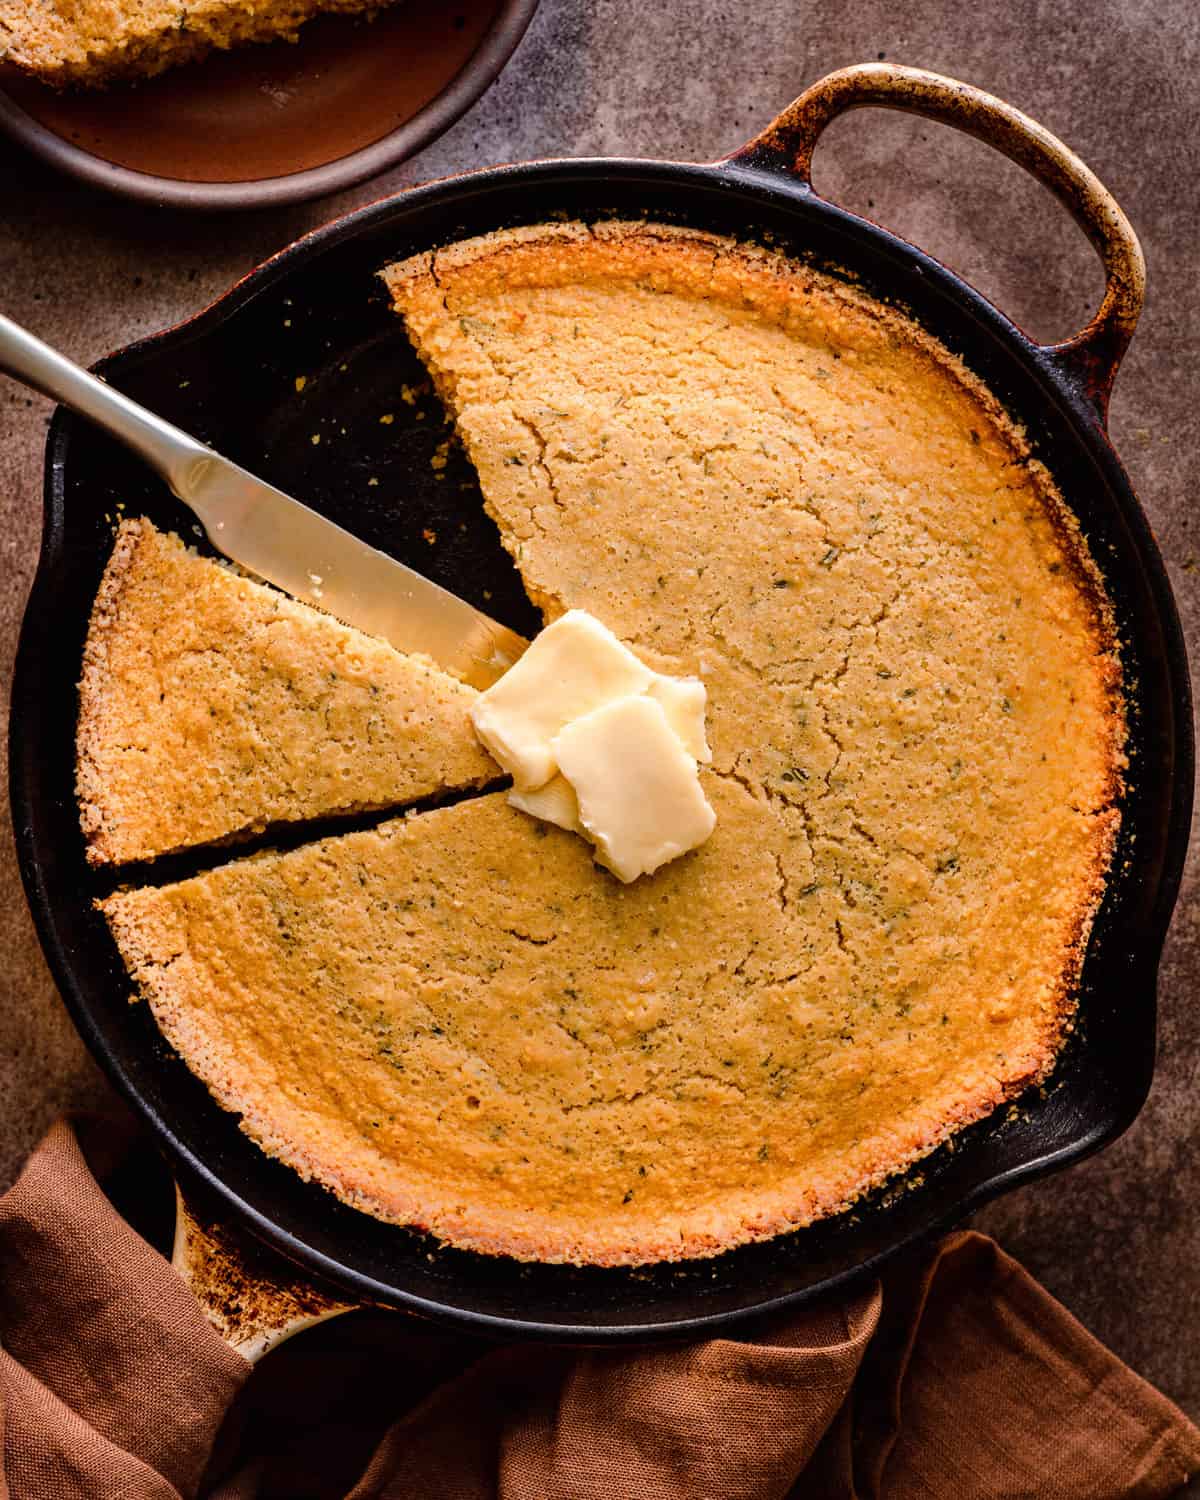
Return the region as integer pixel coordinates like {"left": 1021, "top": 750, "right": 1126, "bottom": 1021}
{"left": 99, "top": 223, "right": 1123, "bottom": 1265}
{"left": 0, "top": 0, "right": 397, "bottom": 89}
{"left": 78, "top": 520, "right": 496, "bottom": 864}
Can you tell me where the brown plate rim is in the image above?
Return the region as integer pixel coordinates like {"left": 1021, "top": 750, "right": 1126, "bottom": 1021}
{"left": 0, "top": 0, "right": 540, "bottom": 212}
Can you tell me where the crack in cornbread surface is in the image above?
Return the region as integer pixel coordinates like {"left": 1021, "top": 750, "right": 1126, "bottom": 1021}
{"left": 0, "top": 0, "right": 395, "bottom": 88}
{"left": 78, "top": 519, "right": 496, "bottom": 865}
{"left": 101, "top": 222, "right": 1123, "bottom": 1265}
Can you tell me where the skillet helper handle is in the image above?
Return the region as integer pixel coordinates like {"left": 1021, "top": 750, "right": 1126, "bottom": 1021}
{"left": 172, "top": 1184, "right": 354, "bottom": 1365}
{"left": 0, "top": 308, "right": 214, "bottom": 491}
{"left": 725, "top": 63, "right": 1146, "bottom": 419}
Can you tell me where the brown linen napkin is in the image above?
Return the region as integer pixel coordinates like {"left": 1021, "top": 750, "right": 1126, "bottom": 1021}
{"left": 1, "top": 1116, "right": 1197, "bottom": 1500}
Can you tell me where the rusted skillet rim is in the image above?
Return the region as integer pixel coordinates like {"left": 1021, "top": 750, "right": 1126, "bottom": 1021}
{"left": 0, "top": 0, "right": 539, "bottom": 212}
{"left": 13, "top": 65, "right": 1191, "bottom": 1342}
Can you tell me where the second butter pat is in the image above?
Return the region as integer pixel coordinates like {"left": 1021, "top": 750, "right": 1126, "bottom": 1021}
{"left": 553, "top": 696, "right": 717, "bottom": 882}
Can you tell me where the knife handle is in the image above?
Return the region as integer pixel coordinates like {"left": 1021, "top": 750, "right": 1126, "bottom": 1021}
{"left": 0, "top": 309, "right": 212, "bottom": 498}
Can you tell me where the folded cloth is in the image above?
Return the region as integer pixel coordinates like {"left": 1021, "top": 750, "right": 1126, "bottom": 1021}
{"left": 1, "top": 1117, "right": 1197, "bottom": 1500}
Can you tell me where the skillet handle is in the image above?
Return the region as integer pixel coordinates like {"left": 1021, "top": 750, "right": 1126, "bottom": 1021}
{"left": 723, "top": 63, "right": 1145, "bottom": 420}
{"left": 171, "top": 1184, "right": 355, "bottom": 1365}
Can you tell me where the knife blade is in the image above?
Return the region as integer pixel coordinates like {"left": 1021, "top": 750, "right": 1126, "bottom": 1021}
{"left": 177, "top": 452, "right": 528, "bottom": 690}
{"left": 0, "top": 310, "right": 528, "bottom": 690}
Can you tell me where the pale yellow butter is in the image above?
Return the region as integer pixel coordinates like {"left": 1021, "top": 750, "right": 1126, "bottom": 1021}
{"left": 645, "top": 674, "right": 711, "bottom": 763}
{"left": 553, "top": 696, "right": 716, "bottom": 883}
{"left": 471, "top": 607, "right": 715, "bottom": 880}
{"left": 470, "top": 610, "right": 652, "bottom": 790}
{"left": 507, "top": 774, "right": 582, "bottom": 833}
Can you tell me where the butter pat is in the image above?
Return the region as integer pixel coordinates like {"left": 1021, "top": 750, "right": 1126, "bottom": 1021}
{"left": 553, "top": 696, "right": 716, "bottom": 883}
{"left": 507, "top": 774, "right": 582, "bottom": 833}
{"left": 470, "top": 610, "right": 652, "bottom": 789}
{"left": 646, "top": 674, "right": 711, "bottom": 763}
{"left": 472, "top": 606, "right": 716, "bottom": 880}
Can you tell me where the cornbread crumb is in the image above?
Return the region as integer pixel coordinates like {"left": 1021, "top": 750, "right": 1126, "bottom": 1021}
{"left": 0, "top": 0, "right": 399, "bottom": 88}
{"left": 77, "top": 520, "right": 496, "bottom": 864}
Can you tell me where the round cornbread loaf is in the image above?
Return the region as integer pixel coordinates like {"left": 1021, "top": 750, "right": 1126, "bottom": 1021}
{"left": 98, "top": 222, "right": 1124, "bottom": 1265}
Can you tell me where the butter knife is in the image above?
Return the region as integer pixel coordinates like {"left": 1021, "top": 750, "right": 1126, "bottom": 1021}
{"left": 0, "top": 311, "right": 528, "bottom": 690}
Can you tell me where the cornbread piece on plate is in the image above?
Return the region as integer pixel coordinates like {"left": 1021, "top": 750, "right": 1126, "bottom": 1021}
{"left": 77, "top": 519, "right": 495, "bottom": 865}
{"left": 0, "top": 0, "right": 399, "bottom": 89}
{"left": 98, "top": 222, "right": 1123, "bottom": 1266}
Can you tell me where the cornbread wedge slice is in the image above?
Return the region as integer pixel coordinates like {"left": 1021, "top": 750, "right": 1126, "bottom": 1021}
{"left": 0, "top": 0, "right": 397, "bottom": 89}
{"left": 77, "top": 519, "right": 496, "bottom": 864}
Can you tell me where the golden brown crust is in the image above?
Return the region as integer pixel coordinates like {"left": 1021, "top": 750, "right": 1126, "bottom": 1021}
{"left": 77, "top": 519, "right": 496, "bottom": 865}
{"left": 77, "top": 517, "right": 146, "bottom": 858}
{"left": 100, "top": 221, "right": 1124, "bottom": 1265}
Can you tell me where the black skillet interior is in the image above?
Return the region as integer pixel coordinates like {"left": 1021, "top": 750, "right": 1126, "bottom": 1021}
{"left": 11, "top": 156, "right": 1194, "bottom": 1340}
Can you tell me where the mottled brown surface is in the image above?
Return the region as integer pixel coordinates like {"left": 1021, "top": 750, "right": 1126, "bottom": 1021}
{"left": 173, "top": 1189, "right": 350, "bottom": 1360}
{"left": 1, "top": 0, "right": 1197, "bottom": 1420}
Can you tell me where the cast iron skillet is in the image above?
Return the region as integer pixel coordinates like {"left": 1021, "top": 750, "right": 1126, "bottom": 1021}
{"left": 10, "top": 65, "right": 1193, "bottom": 1342}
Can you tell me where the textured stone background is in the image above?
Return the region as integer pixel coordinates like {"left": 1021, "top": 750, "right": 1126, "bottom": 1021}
{"left": 2, "top": 0, "right": 1198, "bottom": 1419}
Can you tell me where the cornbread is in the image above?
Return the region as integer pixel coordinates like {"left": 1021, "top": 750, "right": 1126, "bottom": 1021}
{"left": 77, "top": 519, "right": 495, "bottom": 864}
{"left": 0, "top": 0, "right": 397, "bottom": 89}
{"left": 98, "top": 221, "right": 1124, "bottom": 1265}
